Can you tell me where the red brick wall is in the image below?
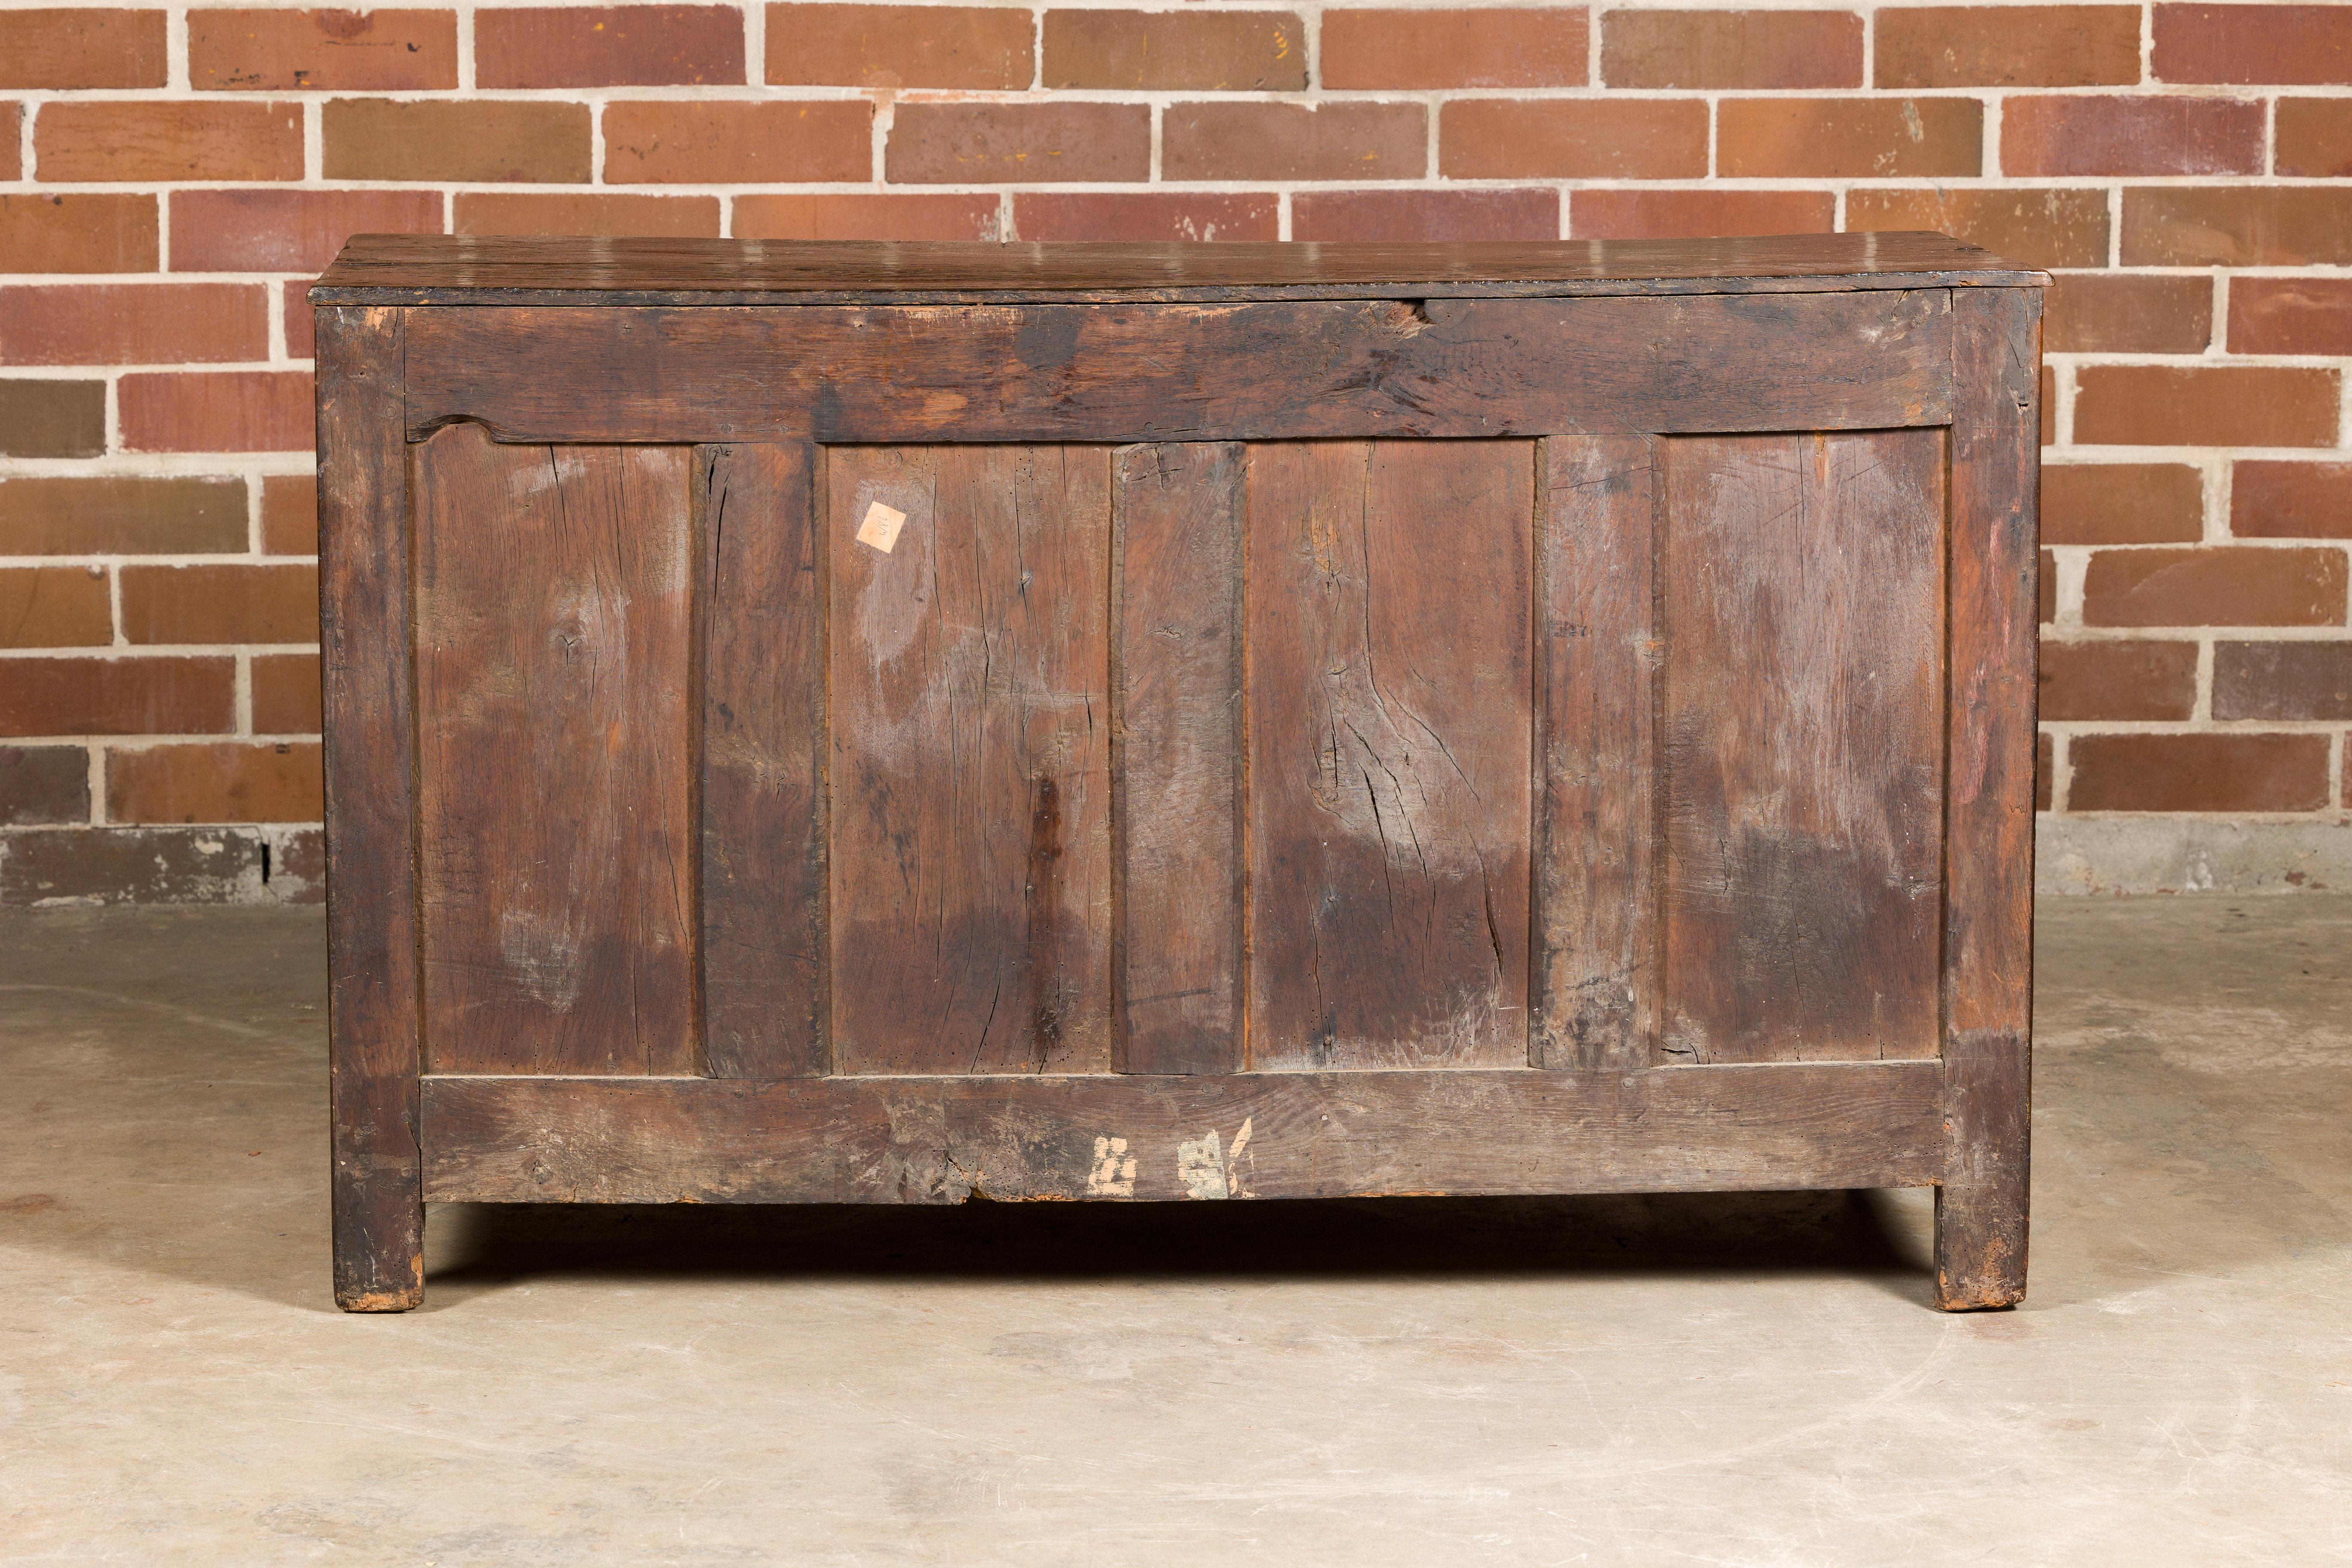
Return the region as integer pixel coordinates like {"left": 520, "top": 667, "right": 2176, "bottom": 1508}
{"left": 3, "top": 1, "right": 2349, "bottom": 901}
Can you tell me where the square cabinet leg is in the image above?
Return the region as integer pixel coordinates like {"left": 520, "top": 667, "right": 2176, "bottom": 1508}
{"left": 333, "top": 1157, "right": 424, "bottom": 1312}
{"left": 1935, "top": 1030, "right": 2031, "bottom": 1311}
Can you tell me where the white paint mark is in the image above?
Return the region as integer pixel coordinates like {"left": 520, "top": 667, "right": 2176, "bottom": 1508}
{"left": 1087, "top": 1136, "right": 1135, "bottom": 1197}
{"left": 1176, "top": 1130, "right": 1227, "bottom": 1200}
{"left": 855, "top": 500, "right": 907, "bottom": 554}
{"left": 1225, "top": 1117, "right": 1255, "bottom": 1197}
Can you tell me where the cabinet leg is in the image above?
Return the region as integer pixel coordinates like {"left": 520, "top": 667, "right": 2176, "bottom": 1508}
{"left": 1934, "top": 1029, "right": 2030, "bottom": 1311}
{"left": 334, "top": 1161, "right": 423, "bottom": 1311}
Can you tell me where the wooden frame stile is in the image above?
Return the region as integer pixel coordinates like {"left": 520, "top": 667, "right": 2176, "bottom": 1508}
{"left": 314, "top": 237, "right": 2043, "bottom": 1313}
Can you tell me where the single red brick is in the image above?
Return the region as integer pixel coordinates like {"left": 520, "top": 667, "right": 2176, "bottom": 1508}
{"left": 0, "top": 381, "right": 106, "bottom": 459}
{"left": 260, "top": 475, "right": 318, "bottom": 554}
{"left": 1844, "top": 187, "right": 2108, "bottom": 270}
{"left": 1571, "top": 189, "right": 1834, "bottom": 240}
{"left": 283, "top": 282, "right": 316, "bottom": 359}
{"left": 0, "top": 194, "right": 160, "bottom": 273}
{"left": 2069, "top": 732, "right": 2330, "bottom": 812}
{"left": 2039, "top": 638, "right": 2200, "bottom": 720}
{"left": 2228, "top": 278, "right": 2352, "bottom": 356}
{"left": 2153, "top": 4, "right": 2352, "bottom": 86}
{"left": 2212, "top": 642, "right": 2352, "bottom": 721}
{"left": 2082, "top": 545, "right": 2347, "bottom": 627}
{"left": 120, "top": 563, "right": 321, "bottom": 645}
{"left": 2043, "top": 464, "right": 2205, "bottom": 545}
{"left": 1162, "top": 102, "right": 1424, "bottom": 183}
{"left": 107, "top": 741, "right": 324, "bottom": 823}
{"left": 1044, "top": 10, "right": 1305, "bottom": 90}
{"left": 476, "top": 5, "right": 746, "bottom": 87}
{"left": 0, "top": 745, "right": 89, "bottom": 826}
{"left": 1877, "top": 6, "right": 2141, "bottom": 87}
{"left": 190, "top": 8, "right": 459, "bottom": 91}
{"left": 1, "top": 104, "right": 19, "bottom": 182}
{"left": 36, "top": 100, "right": 304, "bottom": 183}
{"left": 2036, "top": 731, "right": 2054, "bottom": 811}
{"left": 766, "top": 4, "right": 1033, "bottom": 88}
{"left": 2232, "top": 462, "right": 2352, "bottom": 539}
{"left": 1718, "top": 98, "right": 1982, "bottom": 178}
{"left": 0, "top": 568, "right": 113, "bottom": 649}
{"left": 324, "top": 99, "right": 591, "bottom": 183}
{"left": 1290, "top": 189, "right": 1559, "bottom": 242}
{"left": 453, "top": 192, "right": 721, "bottom": 237}
{"left": 2003, "top": 95, "right": 2263, "bottom": 177}
{"left": 1320, "top": 7, "right": 1588, "bottom": 88}
{"left": 733, "top": 193, "right": 999, "bottom": 240}
{"left": 2047, "top": 274, "right": 2214, "bottom": 354}
{"left": 0, "top": 9, "right": 167, "bottom": 89}
{"left": 2042, "top": 364, "right": 2057, "bottom": 447}
{"left": 1441, "top": 100, "right": 1707, "bottom": 180}
{"left": 1602, "top": 9, "right": 1862, "bottom": 89}
{"left": 169, "top": 189, "right": 441, "bottom": 273}
{"left": 2123, "top": 188, "right": 2352, "bottom": 266}
{"left": 2074, "top": 366, "right": 2341, "bottom": 449}
{"left": 251, "top": 652, "right": 323, "bottom": 734}
{"left": 603, "top": 100, "right": 871, "bottom": 183}
{"left": 0, "top": 657, "right": 236, "bottom": 737}
{"left": 888, "top": 103, "right": 1151, "bottom": 184}
{"left": 2040, "top": 547, "right": 2058, "bottom": 623}
{"left": 0, "top": 477, "right": 249, "bottom": 555}
{"left": 1014, "top": 193, "right": 1277, "bottom": 243}
{"left": 0, "top": 283, "right": 269, "bottom": 366}
{"left": 2277, "top": 98, "right": 2352, "bottom": 177}
{"left": 119, "top": 371, "right": 314, "bottom": 454}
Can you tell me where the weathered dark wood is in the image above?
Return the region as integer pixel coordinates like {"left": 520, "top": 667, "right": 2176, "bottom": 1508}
{"left": 1658, "top": 431, "right": 1946, "bottom": 1065}
{"left": 1113, "top": 443, "right": 1243, "bottom": 1075}
{"left": 318, "top": 303, "right": 423, "bottom": 1312}
{"left": 411, "top": 423, "right": 698, "bottom": 1075}
{"left": 1532, "top": 435, "right": 1659, "bottom": 1072}
{"left": 400, "top": 293, "right": 1956, "bottom": 446}
{"left": 1246, "top": 440, "right": 1533, "bottom": 1071}
{"left": 827, "top": 446, "right": 1115, "bottom": 1075}
{"left": 420, "top": 1062, "right": 1949, "bottom": 1204}
{"left": 699, "top": 443, "right": 826, "bottom": 1078}
{"left": 317, "top": 232, "right": 2041, "bottom": 306}
{"left": 1937, "top": 287, "right": 2041, "bottom": 1311}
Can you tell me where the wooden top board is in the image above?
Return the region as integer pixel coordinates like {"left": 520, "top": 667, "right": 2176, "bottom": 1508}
{"left": 312, "top": 232, "right": 2044, "bottom": 307}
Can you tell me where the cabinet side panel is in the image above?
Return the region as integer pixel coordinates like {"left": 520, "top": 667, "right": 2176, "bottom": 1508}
{"left": 1937, "top": 287, "right": 2040, "bottom": 1310}
{"left": 1114, "top": 443, "right": 1244, "bottom": 1075}
{"left": 412, "top": 424, "right": 698, "bottom": 1075}
{"left": 828, "top": 446, "right": 1115, "bottom": 1075}
{"left": 1246, "top": 441, "right": 1534, "bottom": 1072}
{"left": 1660, "top": 430, "right": 1945, "bottom": 1064}
{"left": 701, "top": 443, "right": 826, "bottom": 1078}
{"left": 1533, "top": 435, "right": 1658, "bottom": 1072}
{"left": 318, "top": 304, "right": 423, "bottom": 1311}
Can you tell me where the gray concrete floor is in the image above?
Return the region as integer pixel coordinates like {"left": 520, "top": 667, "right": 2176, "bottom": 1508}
{"left": 2, "top": 900, "right": 2349, "bottom": 1565}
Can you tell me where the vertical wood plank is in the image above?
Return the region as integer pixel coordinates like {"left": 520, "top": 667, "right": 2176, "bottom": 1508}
{"left": 1246, "top": 440, "right": 1534, "bottom": 1071}
{"left": 700, "top": 442, "right": 826, "bottom": 1078}
{"left": 1938, "top": 286, "right": 2041, "bottom": 1311}
{"left": 1113, "top": 442, "right": 1244, "bottom": 1074}
{"left": 828, "top": 446, "right": 1115, "bottom": 1075}
{"left": 318, "top": 304, "right": 423, "bottom": 1311}
{"left": 1532, "top": 435, "right": 1658, "bottom": 1072}
{"left": 1658, "top": 430, "right": 1947, "bottom": 1065}
{"left": 412, "top": 424, "right": 698, "bottom": 1075}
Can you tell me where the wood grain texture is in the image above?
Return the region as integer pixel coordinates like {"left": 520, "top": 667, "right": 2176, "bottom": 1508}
{"left": 1937, "top": 286, "right": 2041, "bottom": 1312}
{"left": 1658, "top": 431, "right": 1946, "bottom": 1065}
{"left": 828, "top": 446, "right": 1115, "bottom": 1075}
{"left": 421, "top": 1062, "right": 1949, "bottom": 1204}
{"left": 318, "top": 304, "right": 423, "bottom": 1312}
{"left": 1246, "top": 441, "right": 1533, "bottom": 1071}
{"left": 400, "top": 293, "right": 1957, "bottom": 447}
{"left": 1532, "top": 435, "right": 1659, "bottom": 1072}
{"left": 318, "top": 232, "right": 2042, "bottom": 306}
{"left": 1114, "top": 443, "right": 1243, "bottom": 1074}
{"left": 700, "top": 443, "right": 826, "bottom": 1078}
{"left": 411, "top": 424, "right": 698, "bottom": 1075}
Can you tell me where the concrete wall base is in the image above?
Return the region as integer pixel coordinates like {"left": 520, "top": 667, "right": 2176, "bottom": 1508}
{"left": 2038, "top": 816, "right": 2352, "bottom": 896}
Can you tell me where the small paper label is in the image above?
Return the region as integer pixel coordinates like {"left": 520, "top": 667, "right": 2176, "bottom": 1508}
{"left": 855, "top": 501, "right": 907, "bottom": 554}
